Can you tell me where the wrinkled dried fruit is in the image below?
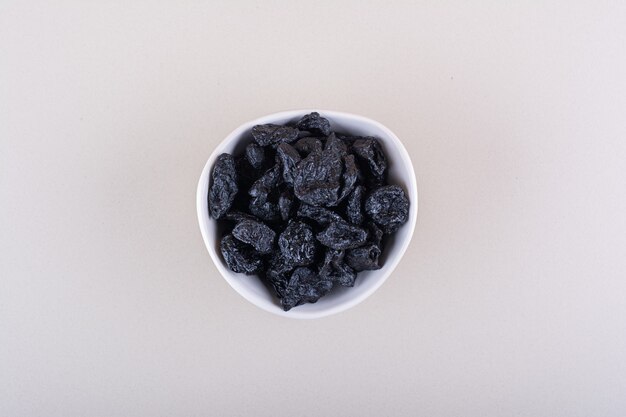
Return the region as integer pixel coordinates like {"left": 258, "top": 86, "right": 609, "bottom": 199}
{"left": 324, "top": 132, "right": 348, "bottom": 157}
{"left": 366, "top": 221, "right": 385, "bottom": 247}
{"left": 278, "top": 220, "right": 317, "bottom": 266}
{"left": 224, "top": 210, "right": 259, "bottom": 223}
{"left": 278, "top": 190, "right": 294, "bottom": 222}
{"left": 297, "top": 203, "right": 344, "bottom": 225}
{"left": 276, "top": 142, "right": 301, "bottom": 184}
{"left": 345, "top": 244, "right": 382, "bottom": 271}
{"left": 294, "top": 137, "right": 323, "bottom": 156}
{"left": 232, "top": 219, "right": 276, "bottom": 254}
{"left": 293, "top": 149, "right": 343, "bottom": 207}
{"left": 345, "top": 185, "right": 366, "bottom": 225}
{"left": 245, "top": 143, "right": 265, "bottom": 169}
{"left": 252, "top": 124, "right": 299, "bottom": 147}
{"left": 365, "top": 185, "right": 410, "bottom": 233}
{"left": 295, "top": 112, "right": 331, "bottom": 136}
{"left": 281, "top": 267, "right": 333, "bottom": 311}
{"left": 265, "top": 252, "right": 294, "bottom": 298}
{"left": 316, "top": 221, "right": 368, "bottom": 250}
{"left": 337, "top": 154, "right": 358, "bottom": 203}
{"left": 352, "top": 137, "right": 387, "bottom": 185}
{"left": 220, "top": 234, "right": 262, "bottom": 274}
{"left": 319, "top": 249, "right": 357, "bottom": 287}
{"left": 208, "top": 154, "right": 238, "bottom": 219}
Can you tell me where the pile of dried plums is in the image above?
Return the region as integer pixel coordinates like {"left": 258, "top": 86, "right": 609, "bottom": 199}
{"left": 208, "top": 112, "right": 410, "bottom": 311}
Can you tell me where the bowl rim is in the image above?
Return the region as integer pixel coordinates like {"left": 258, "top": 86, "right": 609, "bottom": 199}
{"left": 196, "top": 109, "right": 418, "bottom": 319}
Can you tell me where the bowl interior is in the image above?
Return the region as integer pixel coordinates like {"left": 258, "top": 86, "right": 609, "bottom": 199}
{"left": 197, "top": 110, "right": 417, "bottom": 318}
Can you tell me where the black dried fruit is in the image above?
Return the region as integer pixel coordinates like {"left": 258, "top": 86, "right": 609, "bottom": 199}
{"left": 366, "top": 221, "right": 384, "bottom": 247}
{"left": 232, "top": 219, "right": 276, "bottom": 254}
{"left": 316, "top": 221, "right": 368, "bottom": 250}
{"left": 245, "top": 143, "right": 265, "bottom": 169}
{"left": 297, "top": 203, "right": 344, "bottom": 225}
{"left": 365, "top": 185, "right": 410, "bottom": 233}
{"left": 207, "top": 112, "right": 410, "bottom": 310}
{"left": 293, "top": 149, "right": 343, "bottom": 207}
{"left": 281, "top": 267, "right": 333, "bottom": 311}
{"left": 220, "top": 234, "right": 262, "bottom": 274}
{"left": 294, "top": 137, "right": 323, "bottom": 156}
{"left": 345, "top": 244, "right": 382, "bottom": 272}
{"left": 275, "top": 142, "right": 301, "bottom": 184}
{"left": 345, "top": 185, "right": 366, "bottom": 225}
{"left": 208, "top": 153, "right": 238, "bottom": 219}
{"left": 352, "top": 137, "right": 387, "bottom": 185}
{"left": 278, "top": 220, "right": 317, "bottom": 266}
{"left": 324, "top": 132, "right": 348, "bottom": 157}
{"left": 224, "top": 210, "right": 259, "bottom": 223}
{"left": 295, "top": 112, "right": 331, "bottom": 136}
{"left": 278, "top": 190, "right": 294, "bottom": 221}
{"left": 337, "top": 154, "right": 358, "bottom": 204}
{"left": 265, "top": 252, "right": 294, "bottom": 298}
{"left": 319, "top": 249, "right": 357, "bottom": 287}
{"left": 252, "top": 124, "right": 299, "bottom": 147}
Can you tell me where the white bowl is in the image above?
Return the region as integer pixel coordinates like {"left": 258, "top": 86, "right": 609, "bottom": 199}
{"left": 197, "top": 110, "right": 418, "bottom": 319}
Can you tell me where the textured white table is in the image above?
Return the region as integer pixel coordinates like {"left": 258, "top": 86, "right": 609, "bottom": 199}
{"left": 2, "top": 2, "right": 625, "bottom": 416}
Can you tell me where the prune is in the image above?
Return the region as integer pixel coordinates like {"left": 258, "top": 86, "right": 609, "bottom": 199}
{"left": 337, "top": 154, "right": 358, "bottom": 203}
{"left": 316, "top": 221, "right": 368, "bottom": 250}
{"left": 278, "top": 190, "right": 294, "bottom": 221}
{"left": 275, "top": 142, "right": 301, "bottom": 184}
{"left": 281, "top": 267, "right": 333, "bottom": 311}
{"left": 352, "top": 137, "right": 387, "bottom": 185}
{"left": 345, "top": 244, "right": 382, "bottom": 271}
{"left": 366, "top": 221, "right": 384, "bottom": 247}
{"left": 293, "top": 149, "right": 343, "bottom": 207}
{"left": 364, "top": 185, "right": 410, "bottom": 233}
{"left": 249, "top": 196, "right": 279, "bottom": 222}
{"left": 207, "top": 112, "right": 410, "bottom": 310}
{"left": 220, "top": 234, "right": 262, "bottom": 274}
{"left": 249, "top": 164, "right": 281, "bottom": 198}
{"left": 295, "top": 112, "right": 331, "bottom": 136}
{"left": 224, "top": 210, "right": 259, "bottom": 223}
{"left": 208, "top": 153, "right": 238, "bottom": 219}
{"left": 245, "top": 143, "right": 265, "bottom": 169}
{"left": 297, "top": 203, "right": 344, "bottom": 225}
{"left": 294, "top": 137, "right": 323, "bottom": 156}
{"left": 319, "top": 249, "right": 357, "bottom": 287}
{"left": 265, "top": 252, "right": 294, "bottom": 298}
{"left": 278, "top": 220, "right": 317, "bottom": 266}
{"left": 345, "top": 185, "right": 366, "bottom": 225}
{"left": 252, "top": 124, "right": 299, "bottom": 147}
{"left": 232, "top": 219, "right": 276, "bottom": 254}
{"left": 324, "top": 132, "right": 348, "bottom": 157}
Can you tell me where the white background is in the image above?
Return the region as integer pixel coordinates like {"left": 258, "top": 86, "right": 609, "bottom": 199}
{"left": 2, "top": 1, "right": 626, "bottom": 416}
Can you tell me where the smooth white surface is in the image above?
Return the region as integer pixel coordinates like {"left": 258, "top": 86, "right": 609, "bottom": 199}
{"left": 197, "top": 110, "right": 417, "bottom": 318}
{"left": 2, "top": 1, "right": 626, "bottom": 416}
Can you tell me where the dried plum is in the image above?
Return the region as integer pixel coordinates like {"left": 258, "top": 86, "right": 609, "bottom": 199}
{"left": 224, "top": 210, "right": 259, "bottom": 223}
{"left": 352, "top": 137, "right": 387, "bottom": 185}
{"left": 345, "top": 185, "right": 366, "bottom": 225}
{"left": 295, "top": 112, "right": 331, "bottom": 136}
{"left": 278, "top": 190, "right": 294, "bottom": 222}
{"left": 265, "top": 252, "right": 294, "bottom": 298}
{"left": 337, "top": 154, "right": 358, "bottom": 203}
{"left": 208, "top": 154, "right": 238, "bottom": 219}
{"left": 293, "top": 149, "right": 343, "bottom": 207}
{"left": 294, "top": 137, "right": 323, "bottom": 156}
{"left": 365, "top": 185, "right": 409, "bottom": 233}
{"left": 275, "top": 142, "right": 301, "bottom": 184}
{"left": 232, "top": 219, "right": 276, "bottom": 254}
{"left": 316, "top": 221, "right": 368, "bottom": 250}
{"left": 297, "top": 203, "right": 344, "bottom": 225}
{"left": 281, "top": 267, "right": 333, "bottom": 311}
{"left": 319, "top": 249, "right": 357, "bottom": 287}
{"left": 245, "top": 143, "right": 265, "bottom": 169}
{"left": 366, "top": 221, "right": 384, "bottom": 247}
{"left": 252, "top": 124, "right": 299, "bottom": 147}
{"left": 324, "top": 132, "right": 348, "bottom": 157}
{"left": 278, "top": 220, "right": 317, "bottom": 266}
{"left": 220, "top": 234, "right": 262, "bottom": 274}
{"left": 345, "top": 244, "right": 382, "bottom": 271}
